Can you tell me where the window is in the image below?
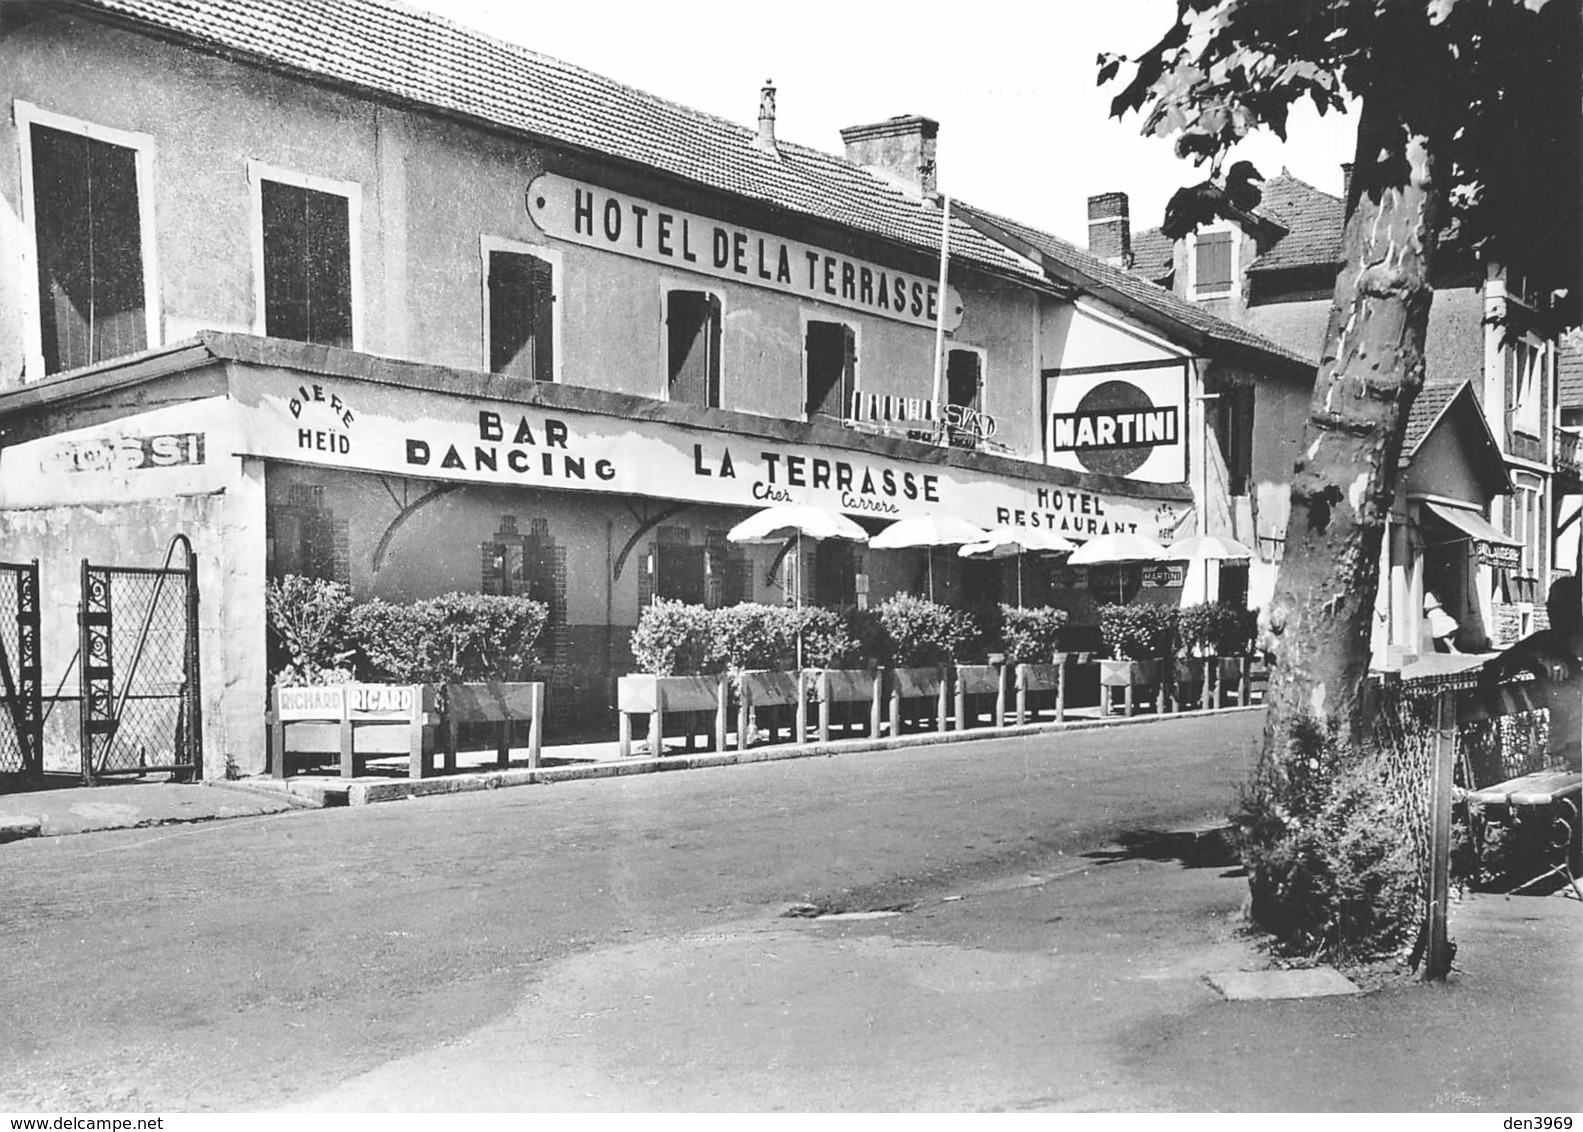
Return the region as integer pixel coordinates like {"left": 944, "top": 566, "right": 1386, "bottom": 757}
{"left": 814, "top": 541, "right": 860, "bottom": 608}
{"left": 1213, "top": 384, "right": 1255, "bottom": 496}
{"left": 667, "top": 290, "right": 721, "bottom": 408}
{"left": 484, "top": 240, "right": 556, "bottom": 382}
{"left": 647, "top": 527, "right": 707, "bottom": 605}
{"left": 19, "top": 105, "right": 157, "bottom": 376}
{"left": 250, "top": 163, "right": 360, "bottom": 349}
{"left": 945, "top": 347, "right": 983, "bottom": 449}
{"left": 1506, "top": 338, "right": 1544, "bottom": 439}
{"left": 1508, "top": 477, "right": 1543, "bottom": 584}
{"left": 1192, "top": 230, "right": 1234, "bottom": 299}
{"left": 805, "top": 319, "right": 856, "bottom": 421}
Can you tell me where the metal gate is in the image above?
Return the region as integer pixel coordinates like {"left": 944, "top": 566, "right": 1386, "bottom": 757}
{"left": 0, "top": 560, "right": 43, "bottom": 780}
{"left": 79, "top": 537, "right": 202, "bottom": 783}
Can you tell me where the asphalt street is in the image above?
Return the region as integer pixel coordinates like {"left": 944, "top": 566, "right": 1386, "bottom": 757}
{"left": 0, "top": 710, "right": 1354, "bottom": 1111}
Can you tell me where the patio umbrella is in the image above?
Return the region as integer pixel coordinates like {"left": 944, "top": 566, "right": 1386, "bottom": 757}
{"left": 870, "top": 515, "right": 988, "bottom": 600}
{"left": 1164, "top": 534, "right": 1253, "bottom": 561}
{"left": 1068, "top": 531, "right": 1168, "bottom": 603}
{"left": 958, "top": 526, "right": 1077, "bottom": 606}
{"left": 727, "top": 503, "right": 869, "bottom": 669}
{"left": 1166, "top": 534, "right": 1254, "bottom": 605}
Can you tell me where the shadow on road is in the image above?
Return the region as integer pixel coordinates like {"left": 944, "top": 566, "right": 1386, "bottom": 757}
{"left": 1081, "top": 827, "right": 1244, "bottom": 873}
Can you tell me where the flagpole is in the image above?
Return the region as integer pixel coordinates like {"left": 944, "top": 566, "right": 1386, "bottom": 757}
{"left": 931, "top": 194, "right": 951, "bottom": 446}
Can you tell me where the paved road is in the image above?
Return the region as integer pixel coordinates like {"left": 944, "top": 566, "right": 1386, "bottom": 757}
{"left": 0, "top": 713, "right": 1265, "bottom": 1111}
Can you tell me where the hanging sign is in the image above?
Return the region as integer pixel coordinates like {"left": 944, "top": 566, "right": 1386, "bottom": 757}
{"left": 526, "top": 174, "right": 964, "bottom": 331}
{"left": 1044, "top": 364, "right": 1188, "bottom": 484}
{"left": 1477, "top": 539, "right": 1521, "bottom": 570}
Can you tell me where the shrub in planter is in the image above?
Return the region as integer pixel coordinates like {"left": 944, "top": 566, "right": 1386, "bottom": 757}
{"left": 998, "top": 605, "right": 1069, "bottom": 666}
{"left": 1098, "top": 601, "right": 1176, "bottom": 661}
{"left": 351, "top": 592, "right": 548, "bottom": 684}
{"left": 629, "top": 599, "right": 724, "bottom": 676}
{"left": 863, "top": 594, "right": 979, "bottom": 667}
{"left": 266, "top": 574, "right": 355, "bottom": 686}
{"left": 1208, "top": 603, "right": 1260, "bottom": 657}
{"left": 714, "top": 603, "right": 857, "bottom": 672}
{"left": 1175, "top": 602, "right": 1218, "bottom": 657}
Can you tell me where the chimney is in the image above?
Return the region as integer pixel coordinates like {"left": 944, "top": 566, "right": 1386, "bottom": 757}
{"left": 840, "top": 115, "right": 939, "bottom": 200}
{"left": 1087, "top": 192, "right": 1132, "bottom": 267}
{"left": 1340, "top": 162, "right": 1354, "bottom": 205}
{"left": 754, "top": 80, "right": 777, "bottom": 153}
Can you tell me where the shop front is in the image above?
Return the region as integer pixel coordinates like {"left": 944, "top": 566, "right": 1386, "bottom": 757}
{"left": 0, "top": 334, "right": 1191, "bottom": 774}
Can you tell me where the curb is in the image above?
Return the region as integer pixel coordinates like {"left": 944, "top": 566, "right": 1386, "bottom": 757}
{"left": 343, "top": 704, "right": 1265, "bottom": 806}
{"left": 203, "top": 778, "right": 327, "bottom": 810}
{"left": 0, "top": 814, "right": 43, "bottom": 842}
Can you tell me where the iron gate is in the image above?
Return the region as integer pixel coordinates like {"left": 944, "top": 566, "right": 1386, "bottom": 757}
{"left": 79, "top": 538, "right": 201, "bottom": 783}
{"left": 0, "top": 560, "right": 43, "bottom": 780}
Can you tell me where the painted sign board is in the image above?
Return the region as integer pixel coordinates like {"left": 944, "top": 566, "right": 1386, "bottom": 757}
{"left": 275, "top": 683, "right": 422, "bottom": 722}
{"left": 1044, "top": 364, "right": 1188, "bottom": 484}
{"left": 229, "top": 371, "right": 1184, "bottom": 540}
{"left": 526, "top": 174, "right": 964, "bottom": 332}
{"left": 1477, "top": 540, "right": 1521, "bottom": 570}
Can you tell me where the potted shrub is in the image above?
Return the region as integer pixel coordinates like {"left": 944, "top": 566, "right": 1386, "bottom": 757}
{"left": 1172, "top": 602, "right": 1218, "bottom": 709}
{"left": 1098, "top": 601, "right": 1176, "bottom": 715}
{"left": 622, "top": 600, "right": 730, "bottom": 754}
{"left": 857, "top": 595, "right": 978, "bottom": 734}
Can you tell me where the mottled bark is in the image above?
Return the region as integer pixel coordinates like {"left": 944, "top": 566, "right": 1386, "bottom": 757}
{"left": 1260, "top": 94, "right": 1439, "bottom": 758}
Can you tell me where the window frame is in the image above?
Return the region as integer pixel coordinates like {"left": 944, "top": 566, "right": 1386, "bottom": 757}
{"left": 659, "top": 280, "right": 725, "bottom": 408}
{"left": 480, "top": 235, "right": 562, "bottom": 383}
{"left": 247, "top": 160, "right": 363, "bottom": 351}
{"left": 800, "top": 310, "right": 861, "bottom": 424}
{"left": 944, "top": 342, "right": 987, "bottom": 449}
{"left": 1187, "top": 227, "right": 1237, "bottom": 301}
{"left": 15, "top": 100, "right": 161, "bottom": 380}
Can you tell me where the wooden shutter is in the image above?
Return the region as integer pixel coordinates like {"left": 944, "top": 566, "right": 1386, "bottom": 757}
{"left": 30, "top": 125, "right": 147, "bottom": 373}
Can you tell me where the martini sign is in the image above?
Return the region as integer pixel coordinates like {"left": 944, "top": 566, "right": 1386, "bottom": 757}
{"left": 1045, "top": 364, "right": 1187, "bottom": 484}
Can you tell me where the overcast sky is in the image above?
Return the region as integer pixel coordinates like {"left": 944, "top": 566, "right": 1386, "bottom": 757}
{"left": 414, "top": 0, "right": 1357, "bottom": 245}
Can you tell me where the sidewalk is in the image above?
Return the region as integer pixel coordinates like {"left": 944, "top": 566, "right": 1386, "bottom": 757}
{"left": 0, "top": 703, "right": 1245, "bottom": 838}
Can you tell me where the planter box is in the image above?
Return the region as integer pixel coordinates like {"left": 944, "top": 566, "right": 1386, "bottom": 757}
{"left": 888, "top": 665, "right": 949, "bottom": 736}
{"left": 953, "top": 663, "right": 1007, "bottom": 731}
{"left": 439, "top": 681, "right": 545, "bottom": 771}
{"left": 811, "top": 668, "right": 884, "bottom": 743}
{"left": 269, "top": 683, "right": 437, "bottom": 780}
{"left": 269, "top": 682, "right": 547, "bottom": 779}
{"left": 1098, "top": 659, "right": 1164, "bottom": 717}
{"left": 1172, "top": 657, "right": 1210, "bottom": 712}
{"left": 1014, "top": 662, "right": 1067, "bottom": 724}
{"left": 617, "top": 673, "right": 729, "bottom": 757}
{"left": 737, "top": 669, "right": 809, "bottom": 748}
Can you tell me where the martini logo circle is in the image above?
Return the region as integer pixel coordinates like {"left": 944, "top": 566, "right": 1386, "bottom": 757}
{"left": 1050, "top": 380, "right": 1179, "bottom": 477}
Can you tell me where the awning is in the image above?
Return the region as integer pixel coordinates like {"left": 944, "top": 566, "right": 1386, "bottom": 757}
{"left": 1422, "top": 501, "right": 1521, "bottom": 569}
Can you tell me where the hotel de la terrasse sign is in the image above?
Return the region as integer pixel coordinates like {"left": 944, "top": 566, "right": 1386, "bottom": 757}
{"left": 527, "top": 174, "right": 964, "bottom": 332}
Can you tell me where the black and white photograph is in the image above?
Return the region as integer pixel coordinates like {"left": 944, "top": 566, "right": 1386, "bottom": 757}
{"left": 0, "top": 0, "right": 1578, "bottom": 1116}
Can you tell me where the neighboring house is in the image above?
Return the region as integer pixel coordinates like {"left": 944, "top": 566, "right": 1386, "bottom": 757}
{"left": 0, "top": 0, "right": 1308, "bottom": 776}
{"left": 1092, "top": 169, "right": 1579, "bottom": 660}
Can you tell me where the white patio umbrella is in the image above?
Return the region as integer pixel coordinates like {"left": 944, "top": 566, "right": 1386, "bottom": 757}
{"left": 1165, "top": 534, "right": 1254, "bottom": 561}
{"left": 1166, "top": 534, "right": 1254, "bottom": 606}
{"left": 958, "top": 526, "right": 1077, "bottom": 607}
{"left": 1068, "top": 531, "right": 1168, "bottom": 603}
{"left": 870, "top": 514, "right": 988, "bottom": 601}
{"left": 726, "top": 503, "right": 868, "bottom": 669}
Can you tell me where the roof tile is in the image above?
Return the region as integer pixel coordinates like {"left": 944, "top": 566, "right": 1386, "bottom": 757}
{"left": 74, "top": 0, "right": 1040, "bottom": 282}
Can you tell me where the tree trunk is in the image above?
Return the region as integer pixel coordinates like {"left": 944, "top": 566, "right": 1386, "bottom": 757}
{"left": 1259, "top": 94, "right": 1439, "bottom": 760}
